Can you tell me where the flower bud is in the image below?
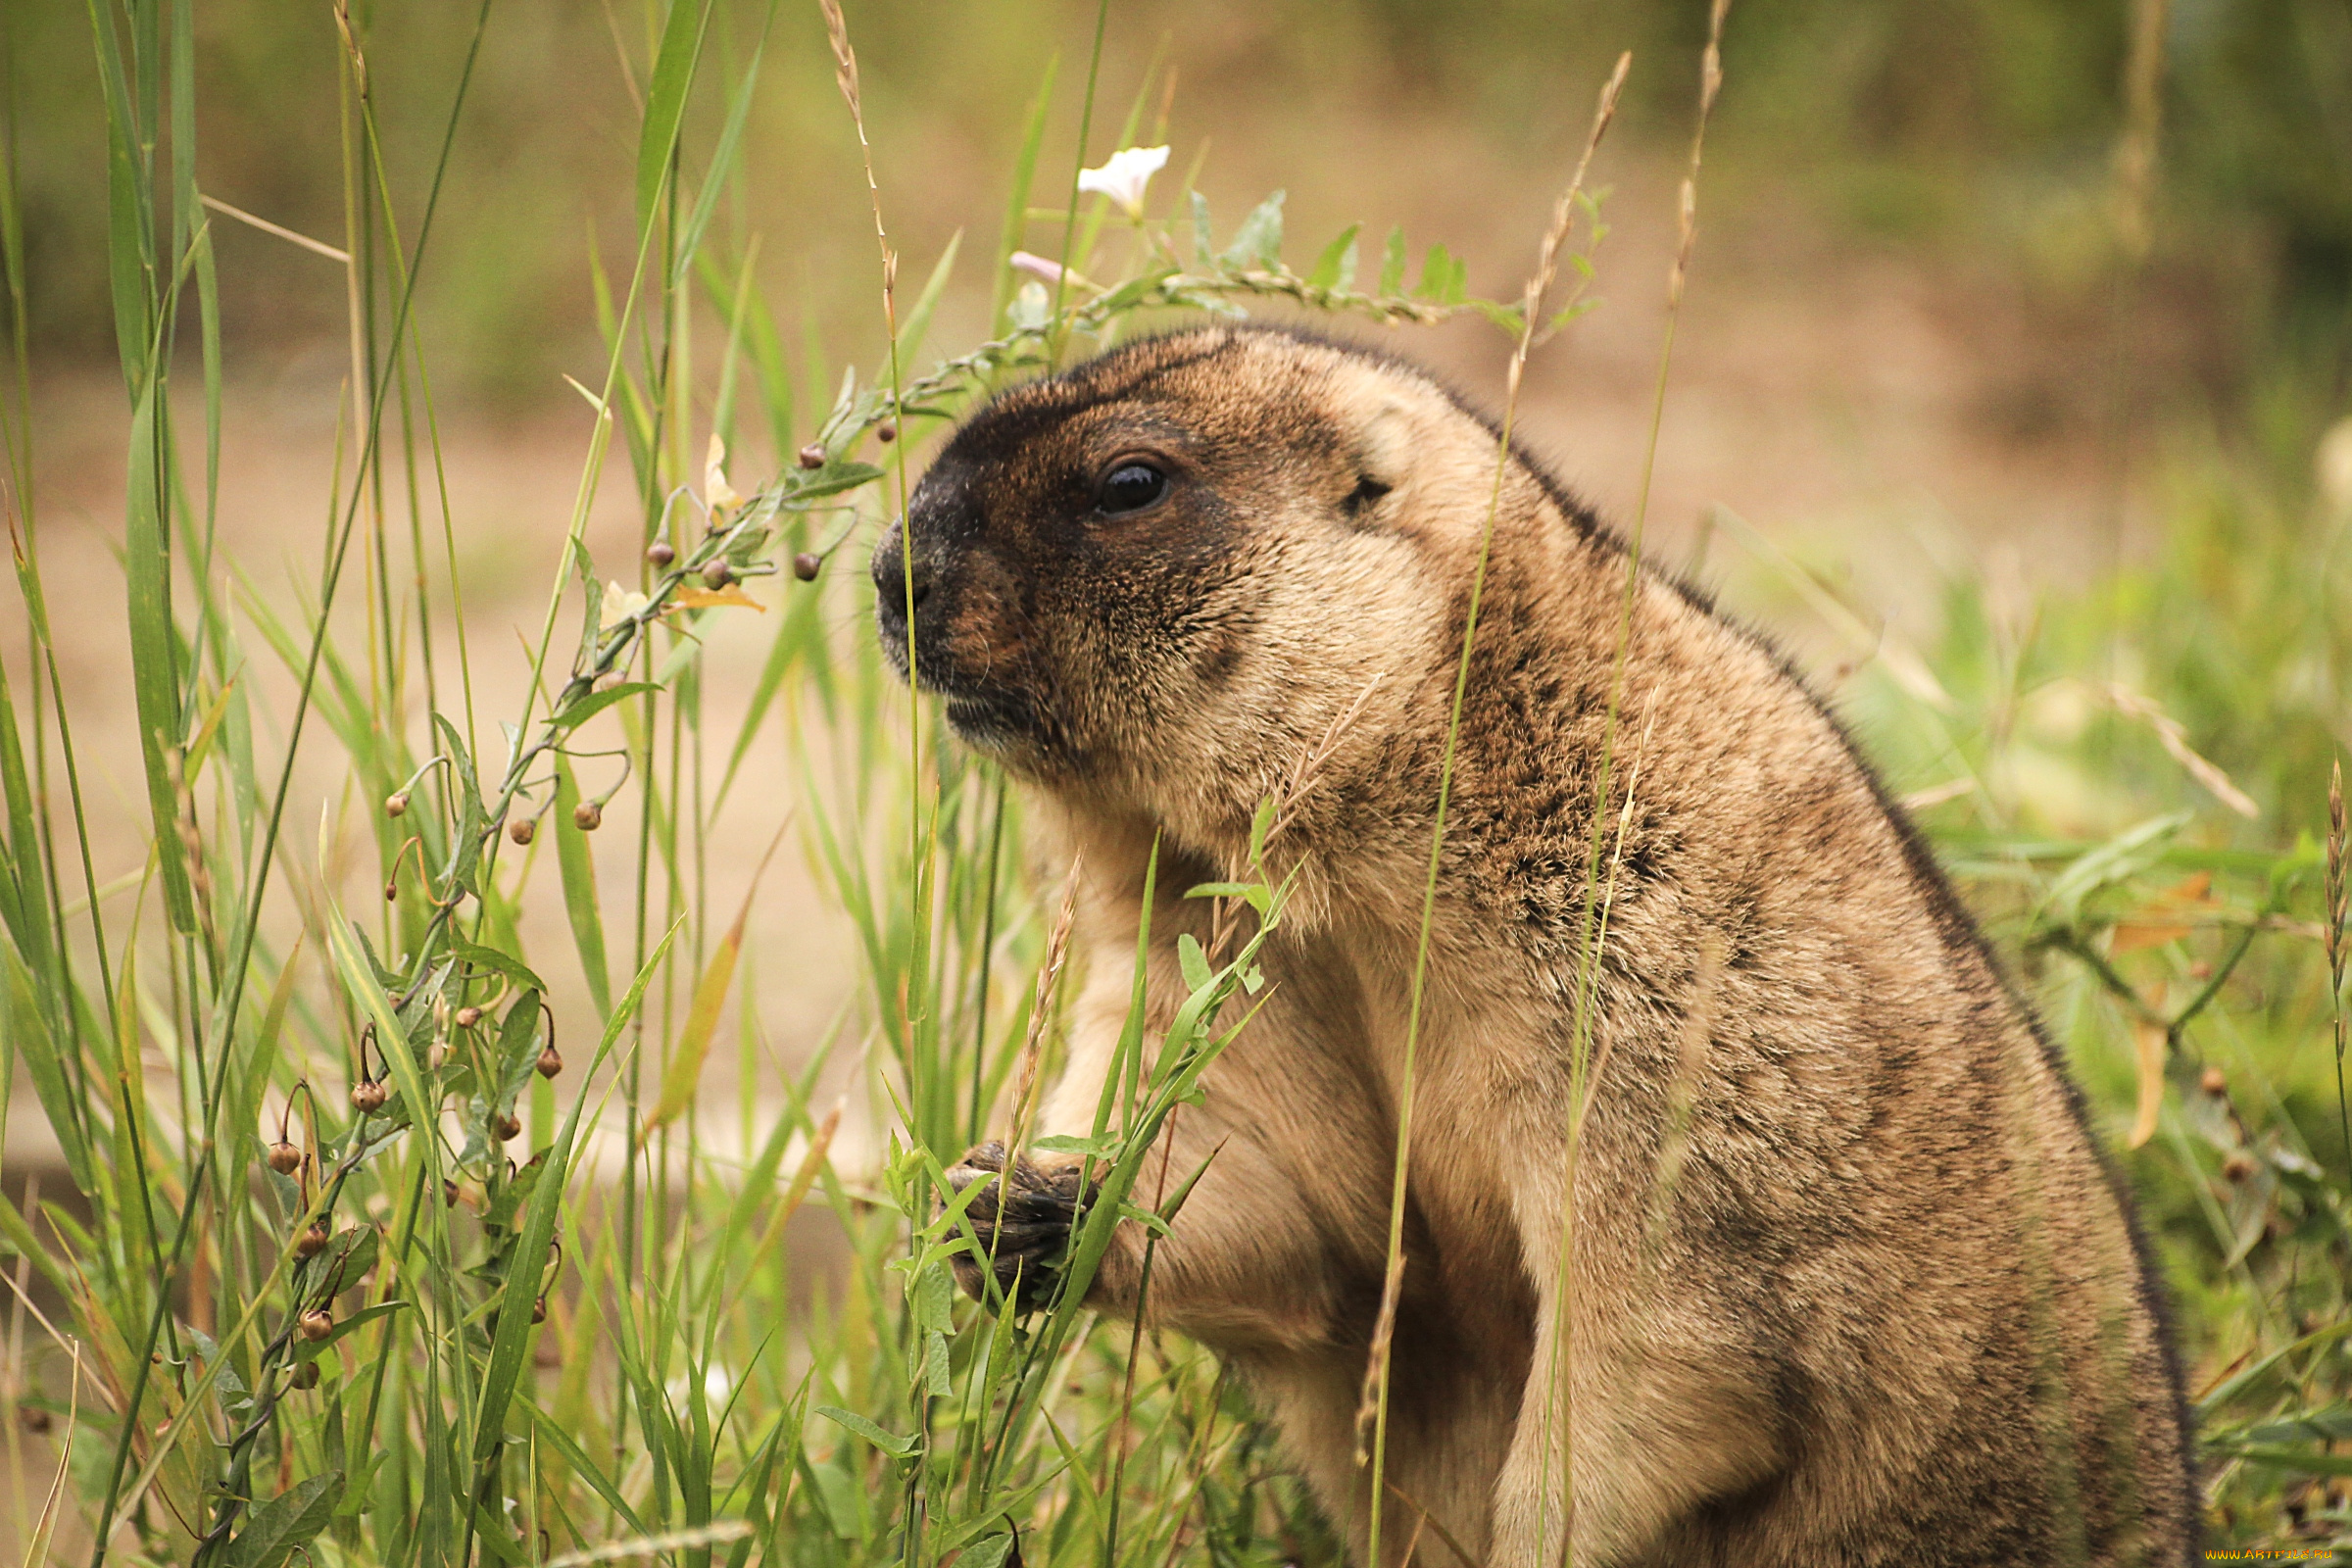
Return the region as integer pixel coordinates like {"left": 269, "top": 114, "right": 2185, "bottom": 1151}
{"left": 647, "top": 539, "right": 676, "bottom": 567}
{"left": 384, "top": 880, "right": 400, "bottom": 903}
{"left": 385, "top": 791, "right": 409, "bottom": 818}
{"left": 2199, "top": 1066, "right": 2228, "bottom": 1097}
{"left": 267, "top": 1141, "right": 302, "bottom": 1176}
{"left": 455, "top": 1004, "right": 482, "bottom": 1030}
{"left": 290, "top": 1361, "right": 320, "bottom": 1391}
{"left": 797, "top": 443, "right": 825, "bottom": 470}
{"left": 537, "top": 1045, "right": 564, "bottom": 1079}
{"left": 573, "top": 800, "right": 603, "bottom": 832}
{"left": 299, "top": 1309, "right": 333, "bottom": 1343}
{"left": 702, "top": 561, "right": 734, "bottom": 590}
{"left": 294, "top": 1220, "right": 330, "bottom": 1259}
{"left": 793, "top": 553, "right": 822, "bottom": 582}
{"left": 509, "top": 816, "right": 536, "bottom": 847}
{"left": 494, "top": 1110, "right": 523, "bottom": 1142}
{"left": 351, "top": 1079, "right": 388, "bottom": 1114}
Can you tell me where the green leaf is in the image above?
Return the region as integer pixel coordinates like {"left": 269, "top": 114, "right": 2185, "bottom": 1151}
{"left": 813, "top": 1404, "right": 917, "bottom": 1459}
{"left": 2229, "top": 1445, "right": 2352, "bottom": 1477}
{"left": 552, "top": 760, "right": 612, "bottom": 1017}
{"left": 635, "top": 0, "right": 713, "bottom": 231}
{"left": 1190, "top": 190, "right": 1214, "bottom": 265}
{"left": 124, "top": 377, "right": 195, "bottom": 934}
{"left": 472, "top": 921, "right": 680, "bottom": 1465}
{"left": 920, "top": 1329, "right": 952, "bottom": 1397}
{"left": 225, "top": 1471, "right": 341, "bottom": 1568}
{"left": 893, "top": 230, "right": 963, "bottom": 369}
{"left": 1176, "top": 933, "right": 1212, "bottom": 994}
{"left": 786, "top": 461, "right": 888, "bottom": 503}
{"left": 449, "top": 939, "right": 547, "bottom": 998}
{"left": 671, "top": 4, "right": 777, "bottom": 288}
{"left": 1379, "top": 224, "right": 1407, "bottom": 295}
{"left": 1416, "top": 242, "right": 1466, "bottom": 304}
{"left": 2038, "top": 811, "right": 2194, "bottom": 928}
{"left": 1469, "top": 299, "right": 1525, "bottom": 333}
{"left": 911, "top": 1264, "right": 956, "bottom": 1335}
{"left": 290, "top": 1301, "right": 406, "bottom": 1363}
{"left": 1306, "top": 222, "right": 1360, "bottom": 291}
{"left": 1221, "top": 190, "right": 1286, "bottom": 270}
{"left": 551, "top": 682, "right": 662, "bottom": 732}
{"left": 991, "top": 55, "right": 1059, "bottom": 329}
{"left": 1032, "top": 1133, "right": 1117, "bottom": 1157}
{"left": 647, "top": 902, "right": 744, "bottom": 1133}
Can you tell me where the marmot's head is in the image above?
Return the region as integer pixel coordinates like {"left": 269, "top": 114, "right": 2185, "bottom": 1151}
{"left": 872, "top": 326, "right": 1583, "bottom": 834}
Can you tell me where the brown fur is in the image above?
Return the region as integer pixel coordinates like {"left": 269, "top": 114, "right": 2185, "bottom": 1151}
{"left": 872, "top": 325, "right": 2197, "bottom": 1567}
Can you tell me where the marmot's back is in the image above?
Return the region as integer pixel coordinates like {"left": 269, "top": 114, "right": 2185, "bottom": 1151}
{"left": 882, "top": 324, "right": 2196, "bottom": 1565}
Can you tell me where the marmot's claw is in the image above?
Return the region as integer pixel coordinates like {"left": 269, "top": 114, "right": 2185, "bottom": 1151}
{"left": 946, "top": 1141, "right": 1086, "bottom": 1313}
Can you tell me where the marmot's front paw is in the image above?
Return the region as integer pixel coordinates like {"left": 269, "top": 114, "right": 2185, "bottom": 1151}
{"left": 945, "top": 1141, "right": 1087, "bottom": 1313}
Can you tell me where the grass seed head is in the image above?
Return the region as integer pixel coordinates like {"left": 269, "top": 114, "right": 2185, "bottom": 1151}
{"left": 537, "top": 1045, "right": 564, "bottom": 1079}
{"left": 351, "top": 1078, "right": 388, "bottom": 1114}
{"left": 647, "top": 538, "right": 676, "bottom": 567}
{"left": 702, "top": 560, "right": 734, "bottom": 589}
{"left": 267, "top": 1140, "right": 303, "bottom": 1176}
{"left": 494, "top": 1110, "right": 522, "bottom": 1141}
{"left": 531, "top": 1295, "right": 548, "bottom": 1325}
{"left": 797, "top": 442, "right": 825, "bottom": 469}
{"left": 443, "top": 1179, "right": 461, "bottom": 1208}
{"left": 291, "top": 1362, "right": 319, "bottom": 1391}
{"left": 793, "top": 552, "right": 822, "bottom": 581}
{"left": 2201, "top": 1066, "right": 2229, "bottom": 1096}
{"left": 299, "top": 1309, "right": 333, "bottom": 1342}
{"left": 455, "top": 1004, "right": 482, "bottom": 1029}
{"left": 385, "top": 790, "right": 408, "bottom": 818}
{"left": 294, "top": 1220, "right": 330, "bottom": 1258}
{"left": 574, "top": 800, "right": 603, "bottom": 831}
{"left": 509, "top": 815, "right": 536, "bottom": 847}
{"left": 877, "top": 420, "right": 898, "bottom": 443}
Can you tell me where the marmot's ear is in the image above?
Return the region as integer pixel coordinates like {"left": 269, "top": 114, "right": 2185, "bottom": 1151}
{"left": 1343, "top": 400, "right": 1412, "bottom": 518}
{"left": 1354, "top": 400, "right": 1413, "bottom": 488}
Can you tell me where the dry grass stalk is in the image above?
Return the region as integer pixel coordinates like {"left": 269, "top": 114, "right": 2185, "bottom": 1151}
{"left": 1354, "top": 54, "right": 1636, "bottom": 1556}
{"left": 2108, "top": 683, "right": 2260, "bottom": 819}
{"left": 2329, "top": 760, "right": 2346, "bottom": 1169}
{"left": 2113, "top": 0, "right": 2169, "bottom": 262}
{"left": 1007, "top": 855, "right": 1085, "bottom": 1159}
{"left": 1209, "top": 670, "right": 1389, "bottom": 960}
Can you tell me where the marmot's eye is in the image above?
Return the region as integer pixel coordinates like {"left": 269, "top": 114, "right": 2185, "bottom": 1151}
{"left": 1097, "top": 461, "right": 1167, "bottom": 515}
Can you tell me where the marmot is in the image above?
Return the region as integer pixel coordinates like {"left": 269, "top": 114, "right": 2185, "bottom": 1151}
{"left": 871, "top": 325, "right": 2196, "bottom": 1567}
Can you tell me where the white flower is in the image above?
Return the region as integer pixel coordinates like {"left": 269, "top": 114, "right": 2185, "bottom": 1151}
{"left": 1008, "top": 250, "right": 1065, "bottom": 284}
{"left": 703, "top": 432, "right": 742, "bottom": 520}
{"left": 1076, "top": 144, "right": 1169, "bottom": 218}
{"left": 600, "top": 579, "right": 650, "bottom": 631}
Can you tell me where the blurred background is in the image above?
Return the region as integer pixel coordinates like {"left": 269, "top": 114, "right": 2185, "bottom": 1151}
{"left": 13, "top": 0, "right": 2348, "bottom": 543}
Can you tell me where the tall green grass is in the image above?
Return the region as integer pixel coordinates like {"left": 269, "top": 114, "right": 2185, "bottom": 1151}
{"left": 1, "top": 2, "right": 2348, "bottom": 1565}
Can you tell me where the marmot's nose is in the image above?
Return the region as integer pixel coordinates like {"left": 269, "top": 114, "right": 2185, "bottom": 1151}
{"left": 870, "top": 536, "right": 933, "bottom": 613}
